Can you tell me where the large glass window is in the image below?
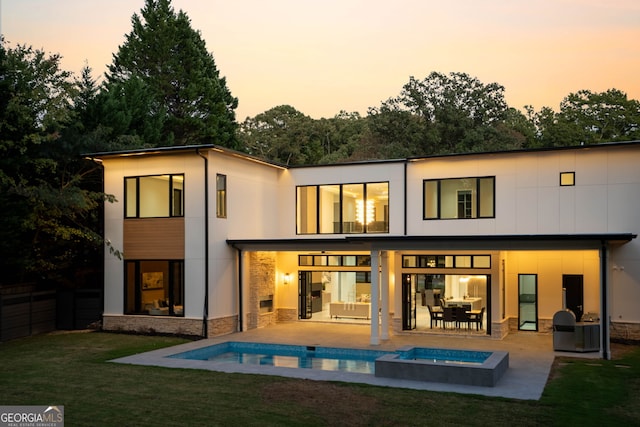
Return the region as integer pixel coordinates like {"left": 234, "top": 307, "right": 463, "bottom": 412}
{"left": 319, "top": 185, "right": 340, "bottom": 233}
{"left": 297, "top": 186, "right": 318, "bottom": 234}
{"left": 343, "top": 184, "right": 364, "bottom": 233}
{"left": 125, "top": 174, "right": 184, "bottom": 218}
{"left": 297, "top": 182, "right": 389, "bottom": 234}
{"left": 125, "top": 260, "right": 184, "bottom": 316}
{"left": 423, "top": 177, "right": 494, "bottom": 219}
{"left": 216, "top": 174, "right": 227, "bottom": 218}
{"left": 402, "top": 273, "right": 489, "bottom": 332}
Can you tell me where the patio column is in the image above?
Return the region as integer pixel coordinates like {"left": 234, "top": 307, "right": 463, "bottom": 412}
{"left": 240, "top": 250, "right": 250, "bottom": 332}
{"left": 370, "top": 250, "right": 380, "bottom": 345}
{"left": 600, "top": 242, "right": 610, "bottom": 360}
{"left": 380, "top": 251, "right": 389, "bottom": 340}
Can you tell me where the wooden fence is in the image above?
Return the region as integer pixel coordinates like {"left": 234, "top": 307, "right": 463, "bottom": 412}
{"left": 0, "top": 290, "right": 57, "bottom": 342}
{"left": 0, "top": 287, "right": 103, "bottom": 342}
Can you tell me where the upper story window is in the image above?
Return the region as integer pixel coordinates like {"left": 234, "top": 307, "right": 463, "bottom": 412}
{"left": 423, "top": 176, "right": 494, "bottom": 220}
{"left": 216, "top": 174, "right": 227, "bottom": 218}
{"left": 560, "top": 172, "right": 575, "bottom": 186}
{"left": 297, "top": 182, "right": 389, "bottom": 234}
{"left": 125, "top": 174, "right": 184, "bottom": 218}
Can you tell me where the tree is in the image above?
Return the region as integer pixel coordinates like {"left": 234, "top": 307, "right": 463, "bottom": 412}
{"left": 537, "top": 89, "right": 640, "bottom": 147}
{"left": 105, "top": 0, "right": 238, "bottom": 148}
{"left": 238, "top": 105, "right": 322, "bottom": 165}
{"left": 363, "top": 106, "right": 429, "bottom": 159}
{"left": 316, "top": 111, "right": 369, "bottom": 164}
{"left": 0, "top": 41, "right": 105, "bottom": 286}
{"left": 370, "top": 72, "right": 528, "bottom": 155}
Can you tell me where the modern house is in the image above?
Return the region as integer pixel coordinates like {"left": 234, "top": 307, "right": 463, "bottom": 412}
{"left": 88, "top": 141, "right": 640, "bottom": 359}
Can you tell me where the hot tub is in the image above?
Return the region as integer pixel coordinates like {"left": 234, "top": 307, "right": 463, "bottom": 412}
{"left": 375, "top": 346, "right": 509, "bottom": 387}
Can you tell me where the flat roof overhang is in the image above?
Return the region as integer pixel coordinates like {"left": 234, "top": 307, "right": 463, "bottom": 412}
{"left": 227, "top": 233, "right": 636, "bottom": 252}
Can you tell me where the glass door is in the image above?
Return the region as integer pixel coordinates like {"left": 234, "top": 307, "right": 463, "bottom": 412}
{"left": 298, "top": 271, "right": 312, "bottom": 319}
{"left": 402, "top": 274, "right": 416, "bottom": 330}
{"left": 563, "top": 275, "right": 584, "bottom": 322}
{"left": 518, "top": 274, "right": 538, "bottom": 331}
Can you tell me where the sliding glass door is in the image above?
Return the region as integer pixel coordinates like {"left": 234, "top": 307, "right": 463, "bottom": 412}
{"left": 402, "top": 274, "right": 416, "bottom": 330}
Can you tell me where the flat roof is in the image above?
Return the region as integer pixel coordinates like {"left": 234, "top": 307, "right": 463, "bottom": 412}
{"left": 85, "top": 140, "right": 640, "bottom": 169}
{"left": 227, "top": 233, "right": 636, "bottom": 251}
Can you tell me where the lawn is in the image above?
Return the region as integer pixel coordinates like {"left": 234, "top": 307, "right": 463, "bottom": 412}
{"left": 0, "top": 331, "right": 638, "bottom": 426}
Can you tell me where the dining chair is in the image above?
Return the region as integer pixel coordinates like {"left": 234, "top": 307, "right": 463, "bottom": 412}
{"left": 471, "top": 307, "right": 485, "bottom": 331}
{"left": 442, "top": 307, "right": 456, "bottom": 329}
{"left": 455, "top": 307, "right": 470, "bottom": 330}
{"left": 427, "top": 305, "right": 443, "bottom": 328}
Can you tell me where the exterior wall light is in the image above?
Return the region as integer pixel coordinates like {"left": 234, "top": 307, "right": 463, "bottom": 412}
{"left": 283, "top": 273, "right": 292, "bottom": 285}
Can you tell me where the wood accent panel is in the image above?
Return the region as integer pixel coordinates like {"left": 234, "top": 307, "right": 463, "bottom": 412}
{"left": 124, "top": 218, "right": 185, "bottom": 259}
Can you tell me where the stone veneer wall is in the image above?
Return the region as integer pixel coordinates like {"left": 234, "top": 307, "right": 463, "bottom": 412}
{"left": 103, "top": 314, "right": 238, "bottom": 338}
{"left": 247, "top": 252, "right": 276, "bottom": 330}
{"left": 277, "top": 308, "right": 297, "bottom": 322}
{"left": 610, "top": 321, "right": 640, "bottom": 342}
{"left": 507, "top": 317, "right": 553, "bottom": 333}
{"left": 491, "top": 318, "right": 510, "bottom": 339}
{"left": 103, "top": 315, "right": 202, "bottom": 336}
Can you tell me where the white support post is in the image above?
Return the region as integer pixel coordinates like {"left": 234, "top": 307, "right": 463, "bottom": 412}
{"left": 370, "top": 250, "right": 380, "bottom": 345}
{"left": 381, "top": 251, "right": 389, "bottom": 340}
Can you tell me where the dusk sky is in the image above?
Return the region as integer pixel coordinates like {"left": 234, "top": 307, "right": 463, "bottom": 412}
{"left": 2, "top": 0, "right": 639, "bottom": 120}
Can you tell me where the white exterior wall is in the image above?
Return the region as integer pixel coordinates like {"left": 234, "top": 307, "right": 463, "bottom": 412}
{"left": 406, "top": 146, "right": 640, "bottom": 237}
{"left": 101, "top": 153, "right": 206, "bottom": 319}
{"left": 206, "top": 151, "right": 283, "bottom": 318}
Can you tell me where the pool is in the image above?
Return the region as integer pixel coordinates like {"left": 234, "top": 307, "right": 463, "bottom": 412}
{"left": 168, "top": 342, "right": 508, "bottom": 386}
{"left": 169, "top": 341, "right": 392, "bottom": 374}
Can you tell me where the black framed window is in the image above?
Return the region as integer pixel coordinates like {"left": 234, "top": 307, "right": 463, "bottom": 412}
{"left": 423, "top": 176, "right": 494, "bottom": 219}
{"left": 560, "top": 172, "right": 575, "bottom": 186}
{"left": 216, "top": 174, "right": 227, "bottom": 218}
{"left": 125, "top": 174, "right": 184, "bottom": 218}
{"left": 296, "top": 182, "right": 389, "bottom": 234}
{"left": 402, "top": 254, "right": 491, "bottom": 269}
{"left": 299, "top": 254, "right": 372, "bottom": 266}
{"left": 124, "top": 260, "right": 184, "bottom": 316}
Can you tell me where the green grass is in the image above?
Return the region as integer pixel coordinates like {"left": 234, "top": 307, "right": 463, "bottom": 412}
{"left": 0, "top": 331, "right": 638, "bottom": 426}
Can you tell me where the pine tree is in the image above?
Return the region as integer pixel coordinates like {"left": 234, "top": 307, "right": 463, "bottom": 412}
{"left": 105, "top": 0, "right": 238, "bottom": 148}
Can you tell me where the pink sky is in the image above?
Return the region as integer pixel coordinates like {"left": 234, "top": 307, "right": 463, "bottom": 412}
{"left": 3, "top": 0, "right": 639, "bottom": 120}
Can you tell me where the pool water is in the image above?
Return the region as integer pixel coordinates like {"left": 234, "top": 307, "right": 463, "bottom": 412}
{"left": 169, "top": 342, "right": 392, "bottom": 374}
{"left": 168, "top": 342, "right": 492, "bottom": 375}
{"left": 398, "top": 347, "right": 491, "bottom": 365}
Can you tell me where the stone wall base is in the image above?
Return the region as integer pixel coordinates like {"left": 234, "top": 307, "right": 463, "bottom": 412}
{"left": 392, "top": 317, "right": 402, "bottom": 334}
{"left": 490, "top": 318, "right": 510, "bottom": 339}
{"left": 506, "top": 316, "right": 553, "bottom": 333}
{"left": 277, "top": 308, "right": 297, "bottom": 322}
{"left": 103, "top": 314, "right": 238, "bottom": 338}
{"left": 610, "top": 321, "right": 640, "bottom": 342}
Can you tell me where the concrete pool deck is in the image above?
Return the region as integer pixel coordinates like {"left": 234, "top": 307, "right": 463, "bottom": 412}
{"left": 112, "top": 322, "right": 600, "bottom": 401}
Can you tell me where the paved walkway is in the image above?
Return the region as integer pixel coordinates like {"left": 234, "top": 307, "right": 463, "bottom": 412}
{"left": 112, "top": 322, "right": 599, "bottom": 401}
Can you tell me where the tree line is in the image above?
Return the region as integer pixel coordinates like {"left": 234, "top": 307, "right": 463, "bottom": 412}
{"left": 1, "top": 0, "right": 639, "bottom": 287}
{"left": 238, "top": 76, "right": 640, "bottom": 166}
